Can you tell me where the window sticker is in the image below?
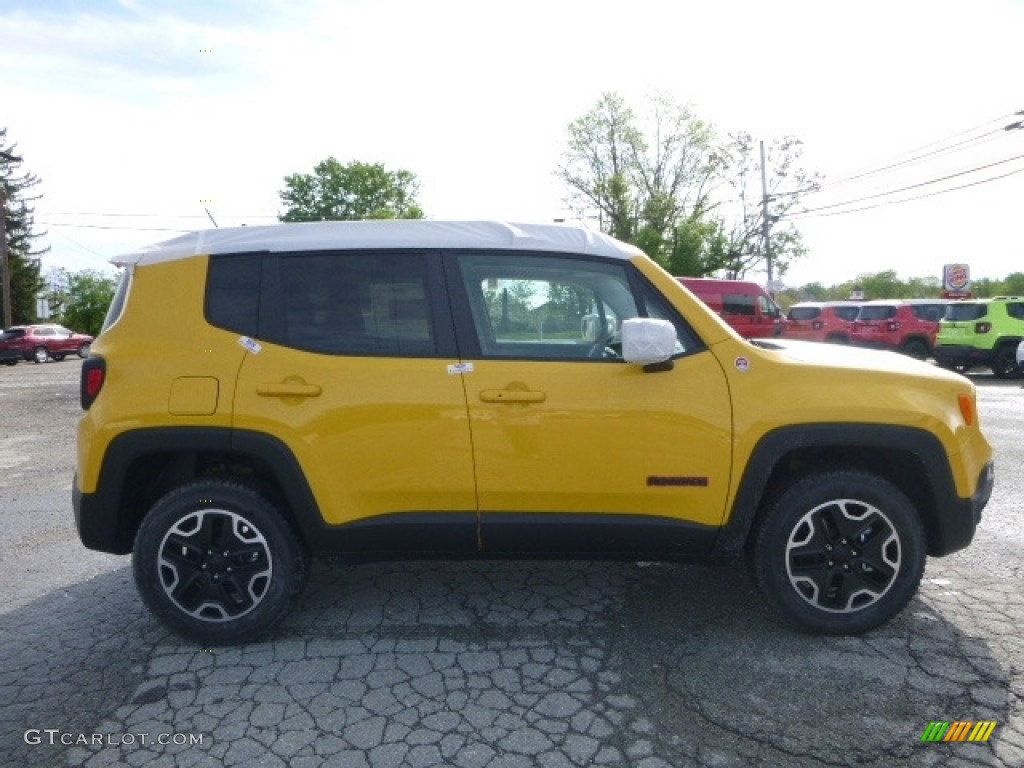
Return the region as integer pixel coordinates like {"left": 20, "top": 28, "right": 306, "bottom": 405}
{"left": 734, "top": 356, "right": 750, "bottom": 372}
{"left": 447, "top": 362, "right": 474, "bottom": 375}
{"left": 238, "top": 336, "right": 263, "bottom": 354}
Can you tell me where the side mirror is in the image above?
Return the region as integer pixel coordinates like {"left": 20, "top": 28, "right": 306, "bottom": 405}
{"left": 622, "top": 318, "right": 676, "bottom": 368}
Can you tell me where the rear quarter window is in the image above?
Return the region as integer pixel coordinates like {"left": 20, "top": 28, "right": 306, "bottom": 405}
{"left": 1006, "top": 302, "right": 1024, "bottom": 321}
{"left": 101, "top": 269, "right": 133, "bottom": 333}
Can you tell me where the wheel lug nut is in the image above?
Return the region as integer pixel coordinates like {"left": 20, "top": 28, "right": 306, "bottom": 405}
{"left": 825, "top": 544, "right": 832, "bottom": 551}
{"left": 827, "top": 560, "right": 834, "bottom": 567}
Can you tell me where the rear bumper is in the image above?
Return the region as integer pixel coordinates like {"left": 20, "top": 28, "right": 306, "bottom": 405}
{"left": 933, "top": 344, "right": 994, "bottom": 368}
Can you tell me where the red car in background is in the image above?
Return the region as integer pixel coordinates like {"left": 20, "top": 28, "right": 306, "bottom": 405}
{"left": 850, "top": 300, "right": 949, "bottom": 360}
{"left": 784, "top": 301, "right": 862, "bottom": 344}
{"left": 0, "top": 324, "right": 93, "bottom": 365}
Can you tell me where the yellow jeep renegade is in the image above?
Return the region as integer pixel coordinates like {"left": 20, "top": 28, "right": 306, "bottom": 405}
{"left": 74, "top": 221, "right": 994, "bottom": 644}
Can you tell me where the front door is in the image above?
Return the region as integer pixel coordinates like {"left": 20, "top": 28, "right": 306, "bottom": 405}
{"left": 447, "top": 251, "right": 733, "bottom": 556}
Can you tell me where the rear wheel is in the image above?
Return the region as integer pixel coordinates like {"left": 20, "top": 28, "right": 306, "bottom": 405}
{"left": 33, "top": 346, "right": 50, "bottom": 363}
{"left": 748, "top": 471, "right": 926, "bottom": 635}
{"left": 901, "top": 339, "right": 929, "bottom": 361}
{"left": 133, "top": 480, "right": 309, "bottom": 644}
{"left": 53, "top": 353, "right": 66, "bottom": 362}
{"left": 77, "top": 343, "right": 91, "bottom": 359}
{"left": 992, "top": 344, "right": 1023, "bottom": 379}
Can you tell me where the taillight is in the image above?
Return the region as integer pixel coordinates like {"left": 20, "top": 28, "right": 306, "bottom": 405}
{"left": 975, "top": 322, "right": 992, "bottom": 333}
{"left": 80, "top": 357, "right": 106, "bottom": 410}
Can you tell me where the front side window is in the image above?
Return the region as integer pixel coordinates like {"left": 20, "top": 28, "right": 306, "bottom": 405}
{"left": 458, "top": 252, "right": 697, "bottom": 361}
{"left": 722, "top": 293, "right": 756, "bottom": 316}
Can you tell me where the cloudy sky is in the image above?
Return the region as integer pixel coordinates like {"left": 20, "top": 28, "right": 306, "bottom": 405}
{"left": 2, "top": 0, "right": 1022, "bottom": 289}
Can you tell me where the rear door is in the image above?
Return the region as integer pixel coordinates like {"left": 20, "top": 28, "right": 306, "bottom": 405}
{"left": 447, "top": 250, "right": 733, "bottom": 557}
{"left": 229, "top": 250, "right": 478, "bottom": 551}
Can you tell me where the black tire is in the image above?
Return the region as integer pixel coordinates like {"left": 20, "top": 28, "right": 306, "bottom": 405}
{"left": 133, "top": 479, "right": 309, "bottom": 644}
{"left": 53, "top": 352, "right": 66, "bottom": 362}
{"left": 825, "top": 334, "right": 849, "bottom": 345}
{"left": 77, "top": 343, "right": 91, "bottom": 359}
{"left": 901, "top": 339, "right": 929, "bottom": 361}
{"left": 1, "top": 359, "right": 16, "bottom": 366}
{"left": 991, "top": 344, "right": 1023, "bottom": 379}
{"left": 33, "top": 346, "right": 50, "bottom": 364}
{"left": 747, "top": 471, "right": 926, "bottom": 635}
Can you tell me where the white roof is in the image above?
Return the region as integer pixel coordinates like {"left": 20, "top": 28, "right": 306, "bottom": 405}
{"left": 112, "top": 220, "right": 644, "bottom": 267}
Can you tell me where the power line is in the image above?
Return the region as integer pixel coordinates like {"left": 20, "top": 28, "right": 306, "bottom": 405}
{"left": 787, "top": 163, "right": 1024, "bottom": 220}
{"left": 815, "top": 109, "right": 1024, "bottom": 189}
{"left": 793, "top": 152, "right": 1024, "bottom": 215}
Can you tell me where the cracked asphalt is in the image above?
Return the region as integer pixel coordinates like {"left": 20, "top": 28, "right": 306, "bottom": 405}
{"left": 1, "top": 360, "right": 1021, "bottom": 767}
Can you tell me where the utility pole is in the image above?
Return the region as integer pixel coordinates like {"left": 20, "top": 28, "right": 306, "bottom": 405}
{"left": 760, "top": 140, "right": 773, "bottom": 288}
{"left": 0, "top": 185, "right": 10, "bottom": 329}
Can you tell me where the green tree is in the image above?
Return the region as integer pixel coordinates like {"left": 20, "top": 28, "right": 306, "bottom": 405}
{"left": 57, "top": 269, "right": 118, "bottom": 336}
{"left": 557, "top": 93, "right": 724, "bottom": 269}
{"left": 1, "top": 128, "right": 46, "bottom": 326}
{"left": 1001, "top": 272, "right": 1024, "bottom": 295}
{"left": 279, "top": 158, "right": 424, "bottom": 222}
{"left": 557, "top": 94, "right": 819, "bottom": 278}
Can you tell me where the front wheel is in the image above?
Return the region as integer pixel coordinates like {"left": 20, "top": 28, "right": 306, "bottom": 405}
{"left": 747, "top": 471, "right": 926, "bottom": 635}
{"left": 133, "top": 480, "right": 309, "bottom": 644}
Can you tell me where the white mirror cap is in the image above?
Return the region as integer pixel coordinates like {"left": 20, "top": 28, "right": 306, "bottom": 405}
{"left": 622, "top": 318, "right": 676, "bottom": 366}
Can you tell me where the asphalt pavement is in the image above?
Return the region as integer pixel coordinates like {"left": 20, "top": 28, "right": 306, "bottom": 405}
{"left": 1, "top": 358, "right": 1021, "bottom": 767}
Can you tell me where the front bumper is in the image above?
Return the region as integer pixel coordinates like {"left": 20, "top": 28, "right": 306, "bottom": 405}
{"left": 934, "top": 461, "right": 994, "bottom": 556}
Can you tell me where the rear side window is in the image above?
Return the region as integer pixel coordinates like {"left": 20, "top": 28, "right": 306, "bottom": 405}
{"left": 832, "top": 306, "right": 860, "bottom": 321}
{"left": 206, "top": 254, "right": 262, "bottom": 337}
{"left": 788, "top": 306, "right": 821, "bottom": 321}
{"left": 275, "top": 252, "right": 436, "bottom": 357}
{"left": 946, "top": 303, "right": 987, "bottom": 321}
{"left": 858, "top": 305, "right": 897, "bottom": 321}
{"left": 1006, "top": 302, "right": 1024, "bottom": 321}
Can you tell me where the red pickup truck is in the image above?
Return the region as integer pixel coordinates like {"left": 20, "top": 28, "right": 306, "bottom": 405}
{"left": 0, "top": 324, "right": 93, "bottom": 364}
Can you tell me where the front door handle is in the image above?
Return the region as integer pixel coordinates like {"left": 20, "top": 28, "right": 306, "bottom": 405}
{"left": 257, "top": 382, "right": 323, "bottom": 398}
{"left": 479, "top": 389, "right": 546, "bottom": 403}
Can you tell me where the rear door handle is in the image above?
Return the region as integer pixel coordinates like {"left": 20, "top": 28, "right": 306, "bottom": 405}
{"left": 257, "top": 383, "right": 323, "bottom": 398}
{"left": 479, "top": 389, "right": 546, "bottom": 403}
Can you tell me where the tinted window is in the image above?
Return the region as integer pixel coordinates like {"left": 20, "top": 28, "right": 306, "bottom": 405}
{"left": 858, "top": 305, "right": 897, "bottom": 321}
{"left": 910, "top": 304, "right": 946, "bottom": 322}
{"left": 722, "top": 294, "right": 756, "bottom": 316}
{"left": 832, "top": 306, "right": 860, "bottom": 321}
{"left": 788, "top": 306, "right": 821, "bottom": 321}
{"left": 207, "top": 254, "right": 262, "bottom": 336}
{"left": 277, "top": 252, "right": 435, "bottom": 356}
{"left": 946, "top": 303, "right": 987, "bottom": 321}
{"left": 1006, "top": 302, "right": 1024, "bottom": 320}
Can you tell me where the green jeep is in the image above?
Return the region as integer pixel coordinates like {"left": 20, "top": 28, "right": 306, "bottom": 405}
{"left": 934, "top": 297, "right": 1024, "bottom": 378}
